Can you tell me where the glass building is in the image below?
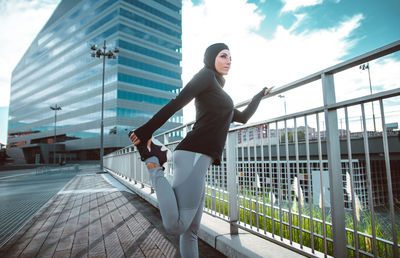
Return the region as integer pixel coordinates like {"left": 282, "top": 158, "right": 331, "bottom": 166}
{"left": 7, "top": 0, "right": 183, "bottom": 164}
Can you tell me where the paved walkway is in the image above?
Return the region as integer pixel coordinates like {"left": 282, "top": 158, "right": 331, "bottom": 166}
{"left": 0, "top": 168, "right": 224, "bottom": 257}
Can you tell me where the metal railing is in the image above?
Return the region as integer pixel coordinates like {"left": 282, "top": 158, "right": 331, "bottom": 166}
{"left": 104, "top": 40, "right": 400, "bottom": 257}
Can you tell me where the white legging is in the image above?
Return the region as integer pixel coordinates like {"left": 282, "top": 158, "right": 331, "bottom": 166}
{"left": 148, "top": 150, "right": 212, "bottom": 258}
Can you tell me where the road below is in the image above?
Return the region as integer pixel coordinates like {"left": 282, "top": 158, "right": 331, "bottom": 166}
{"left": 0, "top": 168, "right": 77, "bottom": 247}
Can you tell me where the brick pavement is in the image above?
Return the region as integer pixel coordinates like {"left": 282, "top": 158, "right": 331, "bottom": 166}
{"left": 0, "top": 171, "right": 225, "bottom": 257}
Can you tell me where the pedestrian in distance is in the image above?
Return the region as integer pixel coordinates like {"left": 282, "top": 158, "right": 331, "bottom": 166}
{"left": 129, "top": 43, "right": 273, "bottom": 258}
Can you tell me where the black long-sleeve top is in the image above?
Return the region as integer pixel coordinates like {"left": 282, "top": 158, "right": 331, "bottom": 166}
{"left": 134, "top": 67, "right": 265, "bottom": 165}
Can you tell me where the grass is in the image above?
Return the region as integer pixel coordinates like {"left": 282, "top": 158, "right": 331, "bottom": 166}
{"left": 204, "top": 186, "right": 400, "bottom": 257}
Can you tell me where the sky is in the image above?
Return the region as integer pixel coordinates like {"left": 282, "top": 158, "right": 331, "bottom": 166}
{"left": 0, "top": 0, "right": 399, "bottom": 144}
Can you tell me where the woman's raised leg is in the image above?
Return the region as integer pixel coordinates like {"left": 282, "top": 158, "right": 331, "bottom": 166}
{"left": 147, "top": 150, "right": 211, "bottom": 236}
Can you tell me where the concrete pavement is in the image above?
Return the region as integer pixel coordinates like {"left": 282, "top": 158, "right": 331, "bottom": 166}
{"left": 0, "top": 166, "right": 224, "bottom": 257}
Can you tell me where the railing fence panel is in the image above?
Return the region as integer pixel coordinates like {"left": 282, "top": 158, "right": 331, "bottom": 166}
{"left": 104, "top": 41, "right": 400, "bottom": 258}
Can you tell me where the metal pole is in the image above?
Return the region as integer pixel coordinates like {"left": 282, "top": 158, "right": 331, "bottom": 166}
{"left": 321, "top": 73, "right": 347, "bottom": 257}
{"left": 227, "top": 132, "right": 238, "bottom": 235}
{"left": 100, "top": 40, "right": 106, "bottom": 171}
{"left": 367, "top": 65, "right": 376, "bottom": 132}
{"left": 284, "top": 98, "right": 287, "bottom": 115}
{"left": 278, "top": 95, "right": 286, "bottom": 115}
{"left": 361, "top": 104, "right": 378, "bottom": 256}
{"left": 50, "top": 104, "right": 61, "bottom": 165}
{"left": 345, "top": 107, "right": 360, "bottom": 257}
{"left": 54, "top": 108, "right": 57, "bottom": 165}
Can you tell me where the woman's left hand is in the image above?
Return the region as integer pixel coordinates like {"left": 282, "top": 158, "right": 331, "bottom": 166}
{"left": 129, "top": 131, "right": 141, "bottom": 146}
{"left": 264, "top": 86, "right": 274, "bottom": 96}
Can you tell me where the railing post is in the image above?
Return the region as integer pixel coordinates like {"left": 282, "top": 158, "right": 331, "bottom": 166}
{"left": 163, "top": 133, "right": 171, "bottom": 181}
{"left": 322, "top": 72, "right": 347, "bottom": 257}
{"left": 140, "top": 159, "right": 145, "bottom": 188}
{"left": 128, "top": 149, "right": 132, "bottom": 181}
{"left": 226, "top": 131, "right": 238, "bottom": 235}
{"left": 133, "top": 151, "right": 137, "bottom": 184}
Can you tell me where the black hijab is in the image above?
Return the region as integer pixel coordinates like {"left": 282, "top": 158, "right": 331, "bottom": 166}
{"left": 203, "top": 43, "right": 229, "bottom": 87}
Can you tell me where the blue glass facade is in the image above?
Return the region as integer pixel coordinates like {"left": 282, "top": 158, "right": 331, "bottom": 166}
{"left": 8, "top": 0, "right": 182, "bottom": 163}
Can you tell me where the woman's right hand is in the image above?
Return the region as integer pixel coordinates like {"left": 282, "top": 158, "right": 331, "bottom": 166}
{"left": 129, "top": 131, "right": 141, "bottom": 146}
{"left": 263, "top": 86, "right": 274, "bottom": 96}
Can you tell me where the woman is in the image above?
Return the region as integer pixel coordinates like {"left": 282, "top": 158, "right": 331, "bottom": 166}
{"left": 129, "top": 43, "right": 272, "bottom": 257}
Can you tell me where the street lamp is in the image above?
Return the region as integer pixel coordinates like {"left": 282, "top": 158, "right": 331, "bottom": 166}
{"left": 359, "top": 62, "right": 376, "bottom": 132}
{"left": 278, "top": 94, "right": 287, "bottom": 115}
{"left": 90, "top": 40, "right": 119, "bottom": 171}
{"left": 50, "top": 104, "right": 61, "bottom": 165}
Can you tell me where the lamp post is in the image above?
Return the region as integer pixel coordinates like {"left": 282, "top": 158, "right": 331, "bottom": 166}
{"left": 90, "top": 40, "right": 119, "bottom": 171}
{"left": 359, "top": 62, "right": 376, "bottom": 132}
{"left": 278, "top": 94, "right": 287, "bottom": 115}
{"left": 50, "top": 104, "right": 61, "bottom": 165}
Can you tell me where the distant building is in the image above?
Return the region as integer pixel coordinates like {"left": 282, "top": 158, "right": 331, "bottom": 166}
{"left": 7, "top": 0, "right": 183, "bottom": 164}
{"left": 237, "top": 124, "right": 316, "bottom": 145}
{"left": 386, "top": 122, "right": 398, "bottom": 131}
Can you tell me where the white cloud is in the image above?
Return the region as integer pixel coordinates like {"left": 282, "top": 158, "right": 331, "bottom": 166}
{"left": 181, "top": 0, "right": 264, "bottom": 80}
{"left": 0, "top": 0, "right": 59, "bottom": 107}
{"left": 181, "top": 0, "right": 376, "bottom": 123}
{"left": 270, "top": 14, "right": 364, "bottom": 80}
{"left": 181, "top": 0, "right": 266, "bottom": 122}
{"left": 280, "top": 0, "right": 323, "bottom": 13}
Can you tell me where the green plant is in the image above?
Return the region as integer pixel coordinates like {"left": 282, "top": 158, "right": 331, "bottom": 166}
{"left": 204, "top": 185, "right": 397, "bottom": 257}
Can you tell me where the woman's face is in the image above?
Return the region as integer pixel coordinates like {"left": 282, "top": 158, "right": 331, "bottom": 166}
{"left": 214, "top": 49, "right": 231, "bottom": 75}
